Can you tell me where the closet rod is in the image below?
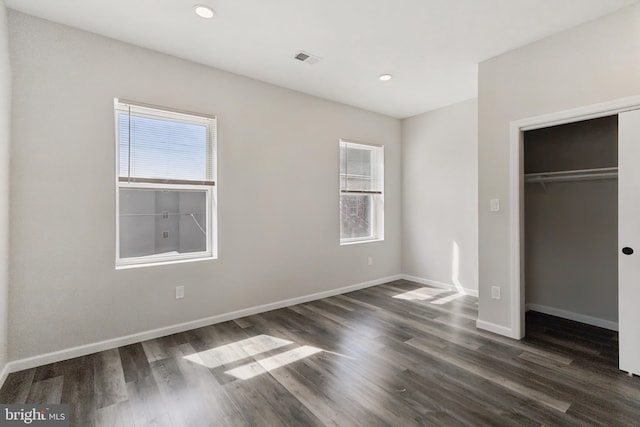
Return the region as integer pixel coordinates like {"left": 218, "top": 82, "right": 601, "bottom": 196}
{"left": 525, "top": 167, "right": 618, "bottom": 184}
{"left": 120, "top": 212, "right": 205, "bottom": 217}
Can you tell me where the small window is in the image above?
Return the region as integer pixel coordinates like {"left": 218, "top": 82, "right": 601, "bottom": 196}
{"left": 339, "top": 139, "right": 384, "bottom": 244}
{"left": 115, "top": 99, "right": 217, "bottom": 267}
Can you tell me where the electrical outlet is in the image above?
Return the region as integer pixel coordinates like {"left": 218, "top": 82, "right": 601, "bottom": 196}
{"left": 163, "top": 231, "right": 169, "bottom": 239}
{"left": 491, "top": 286, "right": 501, "bottom": 300}
{"left": 368, "top": 256, "right": 373, "bottom": 266}
{"left": 176, "top": 285, "right": 184, "bottom": 299}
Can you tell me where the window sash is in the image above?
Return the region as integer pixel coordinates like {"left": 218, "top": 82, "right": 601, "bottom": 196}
{"left": 340, "top": 140, "right": 383, "bottom": 193}
{"left": 340, "top": 193, "right": 375, "bottom": 242}
{"left": 115, "top": 182, "right": 214, "bottom": 267}
{"left": 340, "top": 190, "right": 382, "bottom": 194}
{"left": 115, "top": 99, "right": 216, "bottom": 185}
{"left": 117, "top": 177, "right": 215, "bottom": 186}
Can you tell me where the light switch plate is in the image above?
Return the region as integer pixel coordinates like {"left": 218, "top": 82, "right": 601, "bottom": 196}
{"left": 490, "top": 199, "right": 500, "bottom": 212}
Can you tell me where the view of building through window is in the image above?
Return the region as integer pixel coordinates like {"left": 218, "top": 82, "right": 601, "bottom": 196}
{"left": 115, "top": 100, "right": 216, "bottom": 267}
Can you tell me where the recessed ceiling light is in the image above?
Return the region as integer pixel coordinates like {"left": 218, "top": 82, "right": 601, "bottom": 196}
{"left": 194, "top": 5, "right": 215, "bottom": 19}
{"left": 379, "top": 74, "right": 392, "bottom": 81}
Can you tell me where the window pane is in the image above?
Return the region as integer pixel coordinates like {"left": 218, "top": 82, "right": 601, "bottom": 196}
{"left": 340, "top": 145, "right": 374, "bottom": 191}
{"left": 119, "top": 113, "right": 208, "bottom": 181}
{"left": 340, "top": 194, "right": 372, "bottom": 239}
{"left": 119, "top": 188, "right": 207, "bottom": 259}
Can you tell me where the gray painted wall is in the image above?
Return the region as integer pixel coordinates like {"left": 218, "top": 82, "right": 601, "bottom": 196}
{"left": 478, "top": 3, "right": 640, "bottom": 332}
{"left": 525, "top": 181, "right": 618, "bottom": 322}
{"left": 524, "top": 116, "right": 618, "bottom": 323}
{"left": 8, "top": 12, "right": 401, "bottom": 361}
{"left": 0, "top": 0, "right": 10, "bottom": 373}
{"left": 402, "top": 99, "right": 478, "bottom": 293}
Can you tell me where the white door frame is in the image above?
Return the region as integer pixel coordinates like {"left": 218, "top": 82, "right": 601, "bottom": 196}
{"left": 509, "top": 95, "right": 640, "bottom": 339}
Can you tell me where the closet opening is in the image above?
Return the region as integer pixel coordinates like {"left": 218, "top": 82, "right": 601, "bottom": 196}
{"left": 522, "top": 115, "right": 618, "bottom": 361}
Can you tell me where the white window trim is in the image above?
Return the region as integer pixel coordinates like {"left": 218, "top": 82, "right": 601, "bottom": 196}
{"left": 114, "top": 99, "right": 218, "bottom": 268}
{"left": 339, "top": 139, "right": 384, "bottom": 245}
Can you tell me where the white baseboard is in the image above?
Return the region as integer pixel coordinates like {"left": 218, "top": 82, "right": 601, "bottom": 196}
{"left": 0, "top": 362, "right": 9, "bottom": 388}
{"left": 5, "top": 274, "right": 402, "bottom": 375}
{"left": 476, "top": 319, "right": 517, "bottom": 338}
{"left": 526, "top": 303, "right": 618, "bottom": 331}
{"left": 401, "top": 274, "right": 479, "bottom": 297}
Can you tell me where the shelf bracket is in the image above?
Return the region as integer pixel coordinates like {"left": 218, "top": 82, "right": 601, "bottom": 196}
{"left": 539, "top": 181, "right": 548, "bottom": 193}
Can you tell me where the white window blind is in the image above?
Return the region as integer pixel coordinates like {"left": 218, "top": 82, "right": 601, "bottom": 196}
{"left": 340, "top": 140, "right": 383, "bottom": 193}
{"left": 116, "top": 100, "right": 215, "bottom": 186}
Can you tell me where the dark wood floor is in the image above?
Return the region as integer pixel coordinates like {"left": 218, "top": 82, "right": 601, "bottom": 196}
{"left": 1, "top": 280, "right": 639, "bottom": 426}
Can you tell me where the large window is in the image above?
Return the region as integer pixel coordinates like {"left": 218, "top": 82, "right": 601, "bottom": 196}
{"left": 115, "top": 99, "right": 217, "bottom": 267}
{"left": 339, "top": 139, "right": 384, "bottom": 244}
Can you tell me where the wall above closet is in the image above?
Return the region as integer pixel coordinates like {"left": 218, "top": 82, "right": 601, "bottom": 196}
{"left": 524, "top": 115, "right": 618, "bottom": 173}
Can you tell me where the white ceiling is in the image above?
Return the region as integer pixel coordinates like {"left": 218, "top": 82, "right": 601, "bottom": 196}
{"left": 5, "top": 0, "right": 638, "bottom": 118}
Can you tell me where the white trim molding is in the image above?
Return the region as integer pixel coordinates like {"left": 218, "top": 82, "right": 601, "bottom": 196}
{"left": 475, "top": 319, "right": 515, "bottom": 338}
{"left": 508, "top": 94, "right": 640, "bottom": 340}
{"left": 4, "top": 275, "right": 402, "bottom": 375}
{"left": 526, "top": 303, "right": 618, "bottom": 332}
{"left": 0, "top": 363, "right": 9, "bottom": 388}
{"left": 402, "top": 274, "right": 479, "bottom": 297}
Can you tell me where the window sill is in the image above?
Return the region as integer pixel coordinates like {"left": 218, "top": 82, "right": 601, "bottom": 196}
{"left": 340, "top": 238, "right": 384, "bottom": 246}
{"left": 116, "top": 253, "right": 215, "bottom": 270}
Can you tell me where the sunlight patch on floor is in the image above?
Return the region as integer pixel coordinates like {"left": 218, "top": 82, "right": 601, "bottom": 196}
{"left": 184, "top": 334, "right": 347, "bottom": 380}
{"left": 392, "top": 287, "right": 447, "bottom": 301}
{"left": 392, "top": 287, "right": 465, "bottom": 305}
{"left": 430, "top": 292, "right": 465, "bottom": 305}
{"left": 225, "top": 345, "right": 323, "bottom": 380}
{"left": 183, "top": 334, "right": 292, "bottom": 369}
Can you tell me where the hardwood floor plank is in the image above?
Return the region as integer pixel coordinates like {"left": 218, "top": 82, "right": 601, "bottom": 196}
{"left": 232, "top": 317, "right": 252, "bottom": 329}
{"left": 405, "top": 337, "right": 572, "bottom": 413}
{"left": 94, "top": 348, "right": 128, "bottom": 409}
{"left": 140, "top": 339, "right": 170, "bottom": 363}
{"left": 303, "top": 359, "right": 422, "bottom": 427}
{"left": 95, "top": 400, "right": 137, "bottom": 427}
{"left": 222, "top": 378, "right": 290, "bottom": 427}
{"left": 2, "top": 280, "right": 639, "bottom": 426}
{"left": 148, "top": 356, "right": 208, "bottom": 427}
{"left": 0, "top": 368, "right": 35, "bottom": 404}
{"left": 25, "top": 375, "right": 64, "bottom": 404}
{"left": 175, "top": 342, "right": 246, "bottom": 421}
{"left": 119, "top": 343, "right": 152, "bottom": 383}
{"left": 322, "top": 296, "right": 355, "bottom": 312}
{"left": 60, "top": 356, "right": 95, "bottom": 427}
{"left": 377, "top": 340, "right": 580, "bottom": 426}
{"left": 125, "top": 374, "right": 174, "bottom": 427}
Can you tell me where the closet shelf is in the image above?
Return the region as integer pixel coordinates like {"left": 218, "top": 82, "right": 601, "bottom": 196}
{"left": 525, "top": 167, "right": 618, "bottom": 184}
{"left": 120, "top": 212, "right": 205, "bottom": 217}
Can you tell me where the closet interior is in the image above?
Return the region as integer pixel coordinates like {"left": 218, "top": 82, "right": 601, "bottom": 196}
{"left": 523, "top": 115, "right": 619, "bottom": 333}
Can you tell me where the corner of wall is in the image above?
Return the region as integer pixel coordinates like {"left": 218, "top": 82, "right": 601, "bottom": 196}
{"left": 0, "top": 0, "right": 11, "bottom": 387}
{"left": 400, "top": 99, "right": 479, "bottom": 293}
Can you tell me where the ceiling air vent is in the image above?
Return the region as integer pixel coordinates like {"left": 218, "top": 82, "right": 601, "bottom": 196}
{"left": 292, "top": 50, "right": 322, "bottom": 65}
